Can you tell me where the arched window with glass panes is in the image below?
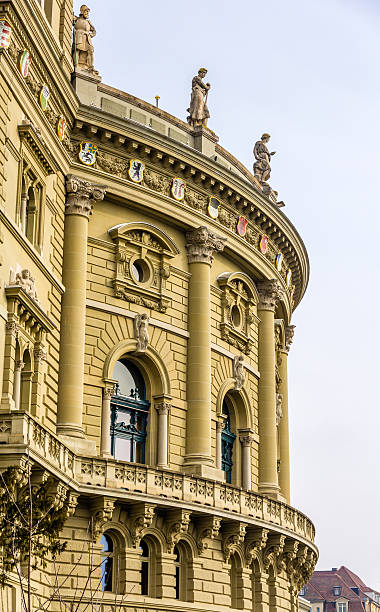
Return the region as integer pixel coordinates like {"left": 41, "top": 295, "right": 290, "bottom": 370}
{"left": 111, "top": 359, "right": 150, "bottom": 463}
{"left": 221, "top": 398, "right": 236, "bottom": 483}
{"left": 100, "top": 533, "right": 114, "bottom": 592}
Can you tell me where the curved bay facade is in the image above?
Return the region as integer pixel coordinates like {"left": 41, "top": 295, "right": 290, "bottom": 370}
{"left": 0, "top": 1, "right": 317, "bottom": 610}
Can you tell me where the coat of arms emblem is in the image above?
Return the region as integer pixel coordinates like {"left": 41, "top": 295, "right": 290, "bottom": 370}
{"left": 171, "top": 178, "right": 185, "bottom": 201}
{"left": 78, "top": 141, "right": 98, "bottom": 166}
{"left": 39, "top": 84, "right": 50, "bottom": 111}
{"left": 276, "top": 252, "right": 283, "bottom": 271}
{"left": 237, "top": 216, "right": 248, "bottom": 237}
{"left": 0, "top": 19, "right": 12, "bottom": 49}
{"left": 128, "top": 159, "right": 145, "bottom": 183}
{"left": 259, "top": 234, "right": 269, "bottom": 254}
{"left": 19, "top": 49, "right": 31, "bottom": 78}
{"left": 208, "top": 196, "right": 220, "bottom": 219}
{"left": 286, "top": 269, "right": 292, "bottom": 287}
{"left": 57, "top": 116, "right": 67, "bottom": 141}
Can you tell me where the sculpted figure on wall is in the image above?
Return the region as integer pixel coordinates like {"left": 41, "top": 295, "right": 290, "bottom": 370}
{"left": 72, "top": 5, "right": 98, "bottom": 74}
{"left": 276, "top": 393, "right": 283, "bottom": 427}
{"left": 233, "top": 354, "right": 245, "bottom": 391}
{"left": 253, "top": 133, "right": 276, "bottom": 184}
{"left": 12, "top": 269, "right": 39, "bottom": 304}
{"left": 187, "top": 68, "right": 211, "bottom": 129}
{"left": 134, "top": 313, "right": 149, "bottom": 352}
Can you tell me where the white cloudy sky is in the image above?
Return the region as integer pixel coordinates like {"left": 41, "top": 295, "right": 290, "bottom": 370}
{"left": 80, "top": 0, "right": 380, "bottom": 589}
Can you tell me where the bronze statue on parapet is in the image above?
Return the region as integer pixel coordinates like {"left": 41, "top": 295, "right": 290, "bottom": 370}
{"left": 72, "top": 5, "right": 98, "bottom": 74}
{"left": 253, "top": 133, "right": 276, "bottom": 184}
{"left": 187, "top": 68, "right": 211, "bottom": 129}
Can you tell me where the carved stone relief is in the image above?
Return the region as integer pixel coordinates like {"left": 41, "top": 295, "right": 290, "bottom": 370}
{"left": 217, "top": 272, "right": 258, "bottom": 355}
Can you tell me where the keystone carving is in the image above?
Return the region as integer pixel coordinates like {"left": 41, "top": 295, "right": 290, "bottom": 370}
{"left": 134, "top": 313, "right": 149, "bottom": 352}
{"left": 245, "top": 527, "right": 269, "bottom": 567}
{"left": 196, "top": 516, "right": 221, "bottom": 555}
{"left": 285, "top": 325, "right": 296, "bottom": 353}
{"left": 185, "top": 226, "right": 226, "bottom": 265}
{"left": 222, "top": 522, "right": 247, "bottom": 562}
{"left": 233, "top": 354, "right": 245, "bottom": 391}
{"left": 65, "top": 174, "right": 107, "bottom": 217}
{"left": 90, "top": 497, "right": 115, "bottom": 541}
{"left": 257, "top": 279, "right": 284, "bottom": 312}
{"left": 165, "top": 509, "right": 191, "bottom": 553}
{"left": 129, "top": 503, "right": 156, "bottom": 547}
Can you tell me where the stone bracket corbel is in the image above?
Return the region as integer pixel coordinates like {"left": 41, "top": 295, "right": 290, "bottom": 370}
{"left": 222, "top": 521, "right": 248, "bottom": 562}
{"left": 128, "top": 502, "right": 156, "bottom": 548}
{"left": 195, "top": 515, "right": 221, "bottom": 555}
{"left": 90, "top": 496, "right": 115, "bottom": 541}
{"left": 245, "top": 527, "right": 269, "bottom": 567}
{"left": 263, "top": 533, "right": 286, "bottom": 571}
{"left": 164, "top": 508, "right": 191, "bottom": 553}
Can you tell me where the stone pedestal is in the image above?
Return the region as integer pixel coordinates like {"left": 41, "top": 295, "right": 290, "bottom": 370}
{"left": 71, "top": 69, "right": 101, "bottom": 107}
{"left": 192, "top": 126, "right": 219, "bottom": 157}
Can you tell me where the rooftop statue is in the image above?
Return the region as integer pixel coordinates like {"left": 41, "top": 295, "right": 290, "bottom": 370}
{"left": 72, "top": 5, "right": 98, "bottom": 74}
{"left": 253, "top": 133, "right": 276, "bottom": 185}
{"left": 187, "top": 68, "right": 211, "bottom": 129}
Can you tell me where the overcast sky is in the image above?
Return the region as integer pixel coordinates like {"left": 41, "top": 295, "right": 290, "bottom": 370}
{"left": 79, "top": 0, "right": 380, "bottom": 590}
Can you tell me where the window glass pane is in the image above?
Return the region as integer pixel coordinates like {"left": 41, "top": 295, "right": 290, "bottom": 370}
{"left": 115, "top": 437, "right": 131, "bottom": 461}
{"left": 113, "top": 361, "right": 136, "bottom": 397}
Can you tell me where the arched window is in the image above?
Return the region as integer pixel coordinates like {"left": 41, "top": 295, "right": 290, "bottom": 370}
{"left": 221, "top": 399, "right": 236, "bottom": 484}
{"left": 173, "top": 542, "right": 191, "bottom": 601}
{"left": 174, "top": 545, "right": 180, "bottom": 599}
{"left": 230, "top": 552, "right": 243, "bottom": 609}
{"left": 100, "top": 533, "right": 114, "bottom": 592}
{"left": 111, "top": 359, "right": 150, "bottom": 463}
{"left": 139, "top": 539, "right": 149, "bottom": 596}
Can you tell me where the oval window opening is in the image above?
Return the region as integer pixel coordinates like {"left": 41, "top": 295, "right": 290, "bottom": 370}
{"left": 132, "top": 259, "right": 149, "bottom": 283}
{"left": 231, "top": 305, "right": 241, "bottom": 328}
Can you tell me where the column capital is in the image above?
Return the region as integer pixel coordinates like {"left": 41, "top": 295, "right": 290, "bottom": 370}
{"left": 257, "top": 279, "right": 284, "bottom": 311}
{"left": 240, "top": 433, "right": 255, "bottom": 447}
{"left": 65, "top": 174, "right": 107, "bottom": 217}
{"left": 185, "top": 226, "right": 226, "bottom": 265}
{"left": 33, "top": 348, "right": 47, "bottom": 363}
{"left": 103, "top": 386, "right": 114, "bottom": 400}
{"left": 216, "top": 418, "right": 225, "bottom": 434}
{"left": 15, "top": 360, "right": 25, "bottom": 371}
{"left": 155, "top": 401, "right": 171, "bottom": 415}
{"left": 284, "top": 324, "right": 296, "bottom": 353}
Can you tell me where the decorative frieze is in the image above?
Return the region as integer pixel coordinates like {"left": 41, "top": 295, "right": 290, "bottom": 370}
{"left": 65, "top": 174, "right": 107, "bottom": 217}
{"left": 185, "top": 226, "right": 226, "bottom": 265}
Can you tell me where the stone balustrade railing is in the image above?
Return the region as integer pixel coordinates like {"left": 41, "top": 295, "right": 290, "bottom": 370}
{"left": 0, "top": 412, "right": 315, "bottom": 544}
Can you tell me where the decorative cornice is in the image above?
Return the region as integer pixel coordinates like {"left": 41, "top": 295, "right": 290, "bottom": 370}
{"left": 185, "top": 226, "right": 226, "bottom": 265}
{"left": 257, "top": 279, "right": 285, "bottom": 311}
{"left": 65, "top": 174, "right": 107, "bottom": 217}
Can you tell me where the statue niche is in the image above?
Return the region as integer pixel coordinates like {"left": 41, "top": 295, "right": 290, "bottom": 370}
{"left": 108, "top": 222, "right": 179, "bottom": 313}
{"left": 217, "top": 272, "right": 259, "bottom": 355}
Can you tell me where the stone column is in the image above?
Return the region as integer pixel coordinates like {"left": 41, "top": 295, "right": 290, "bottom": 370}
{"left": 257, "top": 279, "right": 284, "bottom": 498}
{"left": 20, "top": 192, "right": 28, "bottom": 233}
{"left": 184, "top": 226, "right": 226, "bottom": 477}
{"left": 155, "top": 400, "right": 171, "bottom": 468}
{"left": 1, "top": 320, "right": 18, "bottom": 411}
{"left": 278, "top": 325, "right": 295, "bottom": 504}
{"left": 13, "top": 360, "right": 24, "bottom": 410}
{"left": 240, "top": 432, "right": 254, "bottom": 490}
{"left": 57, "top": 175, "right": 106, "bottom": 453}
{"left": 100, "top": 385, "right": 114, "bottom": 458}
{"left": 216, "top": 419, "right": 224, "bottom": 470}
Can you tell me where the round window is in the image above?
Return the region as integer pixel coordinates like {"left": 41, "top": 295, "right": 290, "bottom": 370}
{"left": 131, "top": 259, "right": 150, "bottom": 283}
{"left": 231, "top": 305, "right": 241, "bottom": 328}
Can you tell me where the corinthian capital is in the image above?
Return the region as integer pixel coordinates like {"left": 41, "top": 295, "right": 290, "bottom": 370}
{"left": 186, "top": 226, "right": 226, "bottom": 265}
{"left": 257, "top": 279, "right": 284, "bottom": 311}
{"left": 65, "top": 174, "right": 107, "bottom": 217}
{"left": 285, "top": 325, "right": 296, "bottom": 353}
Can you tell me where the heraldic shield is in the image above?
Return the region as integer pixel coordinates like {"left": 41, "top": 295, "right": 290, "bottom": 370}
{"left": 237, "top": 216, "right": 248, "bottom": 237}
{"left": 208, "top": 197, "right": 220, "bottom": 219}
{"left": 20, "top": 50, "right": 31, "bottom": 78}
{"left": 171, "top": 178, "right": 185, "bottom": 201}
{"left": 259, "top": 234, "right": 269, "bottom": 254}
{"left": 276, "top": 252, "right": 283, "bottom": 271}
{"left": 128, "top": 159, "right": 145, "bottom": 183}
{"left": 0, "top": 19, "right": 12, "bottom": 49}
{"left": 78, "top": 142, "right": 98, "bottom": 166}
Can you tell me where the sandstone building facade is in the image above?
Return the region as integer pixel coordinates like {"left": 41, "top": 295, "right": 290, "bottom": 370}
{"left": 0, "top": 0, "right": 317, "bottom": 609}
